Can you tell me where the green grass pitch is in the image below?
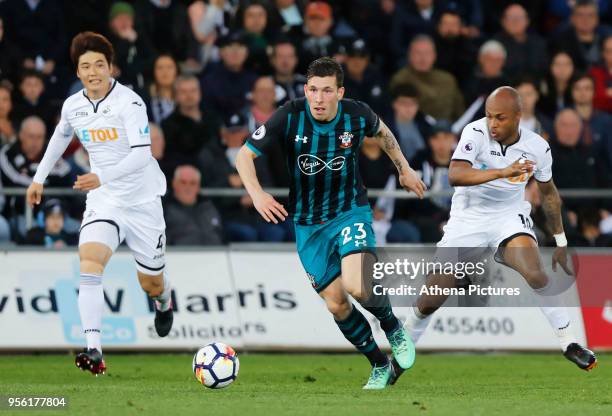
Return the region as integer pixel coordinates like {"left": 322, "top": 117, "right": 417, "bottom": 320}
{"left": 0, "top": 353, "right": 610, "bottom": 416}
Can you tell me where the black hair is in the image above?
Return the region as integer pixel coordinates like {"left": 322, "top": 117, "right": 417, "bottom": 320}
{"left": 306, "top": 57, "right": 344, "bottom": 88}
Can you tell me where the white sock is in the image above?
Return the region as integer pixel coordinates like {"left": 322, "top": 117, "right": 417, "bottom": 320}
{"left": 534, "top": 283, "right": 577, "bottom": 351}
{"left": 153, "top": 272, "right": 172, "bottom": 312}
{"left": 78, "top": 273, "right": 104, "bottom": 353}
{"left": 403, "top": 305, "right": 433, "bottom": 343}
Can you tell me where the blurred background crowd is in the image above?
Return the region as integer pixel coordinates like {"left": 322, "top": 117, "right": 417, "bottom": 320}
{"left": 0, "top": 0, "right": 611, "bottom": 248}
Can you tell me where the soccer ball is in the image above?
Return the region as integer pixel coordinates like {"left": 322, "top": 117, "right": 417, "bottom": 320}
{"left": 192, "top": 342, "right": 239, "bottom": 389}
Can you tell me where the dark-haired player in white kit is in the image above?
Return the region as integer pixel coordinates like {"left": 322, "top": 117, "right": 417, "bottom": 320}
{"left": 393, "top": 87, "right": 596, "bottom": 381}
{"left": 26, "top": 32, "right": 173, "bottom": 375}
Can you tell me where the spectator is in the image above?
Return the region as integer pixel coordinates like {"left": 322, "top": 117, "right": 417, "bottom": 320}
{"left": 550, "top": 109, "right": 603, "bottom": 215}
{"left": 550, "top": 0, "right": 612, "bottom": 71}
{"left": 107, "top": 1, "right": 154, "bottom": 92}
{"left": 571, "top": 207, "right": 612, "bottom": 246}
{"left": 0, "top": 16, "right": 22, "bottom": 86}
{"left": 245, "top": 76, "right": 277, "bottom": 133}
{"left": 342, "top": 38, "right": 389, "bottom": 116}
{"left": 239, "top": 1, "right": 272, "bottom": 74}
{"left": 133, "top": 0, "right": 197, "bottom": 63}
{"left": 494, "top": 3, "right": 548, "bottom": 80}
{"left": 268, "top": 0, "right": 305, "bottom": 33}
{"left": 11, "top": 70, "right": 56, "bottom": 133}
{"left": 571, "top": 73, "right": 612, "bottom": 147}
{"left": 571, "top": 73, "right": 612, "bottom": 183}
{"left": 590, "top": 34, "right": 612, "bottom": 112}
{"left": 0, "top": 178, "right": 9, "bottom": 243}
{"left": 216, "top": 112, "right": 289, "bottom": 242}
{"left": 390, "top": 35, "right": 464, "bottom": 121}
{"left": 0, "top": 84, "right": 16, "bottom": 145}
{"left": 516, "top": 76, "right": 553, "bottom": 139}
{"left": 290, "top": 1, "right": 340, "bottom": 72}
{"left": 433, "top": 7, "right": 478, "bottom": 87}
{"left": 0, "top": 0, "right": 66, "bottom": 78}
{"left": 161, "top": 74, "right": 221, "bottom": 181}
{"left": 22, "top": 198, "right": 78, "bottom": 247}
{"left": 245, "top": 76, "right": 289, "bottom": 188}
{"left": 201, "top": 31, "right": 257, "bottom": 119}
{"left": 147, "top": 54, "right": 178, "bottom": 125}
{"left": 387, "top": 84, "right": 435, "bottom": 161}
{"left": 270, "top": 39, "right": 306, "bottom": 106}
{"left": 187, "top": 0, "right": 231, "bottom": 68}
{"left": 539, "top": 51, "right": 576, "bottom": 118}
{"left": 396, "top": 120, "right": 455, "bottom": 242}
{"left": 220, "top": 112, "right": 272, "bottom": 188}
{"left": 390, "top": 0, "right": 445, "bottom": 66}
{"left": 0, "top": 116, "right": 71, "bottom": 235}
{"left": 164, "top": 165, "right": 224, "bottom": 246}
{"left": 464, "top": 40, "right": 510, "bottom": 106}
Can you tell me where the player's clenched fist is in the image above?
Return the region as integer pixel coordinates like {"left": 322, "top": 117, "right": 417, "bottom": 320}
{"left": 500, "top": 158, "right": 535, "bottom": 178}
{"left": 73, "top": 173, "right": 101, "bottom": 191}
{"left": 26, "top": 182, "right": 44, "bottom": 207}
{"left": 252, "top": 191, "right": 288, "bottom": 224}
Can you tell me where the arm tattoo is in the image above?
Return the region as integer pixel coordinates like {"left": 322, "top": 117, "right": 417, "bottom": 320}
{"left": 375, "top": 125, "right": 404, "bottom": 174}
{"left": 540, "top": 184, "right": 563, "bottom": 234}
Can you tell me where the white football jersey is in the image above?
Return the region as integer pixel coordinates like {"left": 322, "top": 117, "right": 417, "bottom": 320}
{"left": 450, "top": 117, "right": 552, "bottom": 215}
{"left": 40, "top": 80, "right": 166, "bottom": 207}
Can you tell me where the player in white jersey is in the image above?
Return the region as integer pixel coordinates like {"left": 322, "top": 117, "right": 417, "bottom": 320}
{"left": 25, "top": 32, "right": 174, "bottom": 375}
{"left": 391, "top": 87, "right": 596, "bottom": 383}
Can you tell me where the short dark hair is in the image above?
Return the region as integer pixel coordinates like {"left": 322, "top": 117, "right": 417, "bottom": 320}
{"left": 20, "top": 69, "right": 44, "bottom": 84}
{"left": 390, "top": 84, "right": 419, "bottom": 101}
{"left": 513, "top": 74, "right": 539, "bottom": 90}
{"left": 572, "top": 72, "right": 595, "bottom": 86}
{"left": 70, "top": 31, "right": 114, "bottom": 69}
{"left": 306, "top": 57, "right": 344, "bottom": 88}
{"left": 574, "top": 0, "right": 597, "bottom": 10}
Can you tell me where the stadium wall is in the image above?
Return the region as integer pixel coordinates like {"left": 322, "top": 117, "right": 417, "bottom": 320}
{"left": 0, "top": 247, "right": 610, "bottom": 351}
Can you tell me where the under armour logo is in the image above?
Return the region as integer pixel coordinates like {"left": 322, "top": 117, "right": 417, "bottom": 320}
{"left": 295, "top": 135, "right": 308, "bottom": 143}
{"left": 298, "top": 154, "right": 345, "bottom": 175}
{"left": 355, "top": 240, "right": 367, "bottom": 247}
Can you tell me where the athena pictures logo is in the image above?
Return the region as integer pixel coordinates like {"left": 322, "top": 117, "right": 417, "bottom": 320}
{"left": 298, "top": 154, "right": 345, "bottom": 175}
{"left": 462, "top": 141, "right": 475, "bottom": 154}
{"left": 252, "top": 125, "right": 266, "bottom": 141}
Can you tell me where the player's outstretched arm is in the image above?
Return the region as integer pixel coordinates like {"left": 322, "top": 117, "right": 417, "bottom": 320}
{"left": 448, "top": 158, "right": 534, "bottom": 186}
{"left": 537, "top": 179, "right": 572, "bottom": 275}
{"left": 235, "top": 145, "right": 288, "bottom": 224}
{"left": 372, "top": 119, "right": 426, "bottom": 199}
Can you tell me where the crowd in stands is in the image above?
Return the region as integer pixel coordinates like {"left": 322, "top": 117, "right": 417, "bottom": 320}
{"left": 0, "top": 0, "right": 611, "bottom": 247}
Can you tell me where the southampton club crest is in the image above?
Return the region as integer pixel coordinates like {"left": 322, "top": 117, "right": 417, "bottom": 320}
{"left": 339, "top": 131, "right": 353, "bottom": 148}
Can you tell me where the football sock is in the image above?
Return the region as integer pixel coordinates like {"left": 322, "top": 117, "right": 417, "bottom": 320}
{"left": 534, "top": 283, "right": 577, "bottom": 351}
{"left": 404, "top": 305, "right": 433, "bottom": 343}
{"left": 153, "top": 272, "right": 172, "bottom": 312}
{"left": 362, "top": 292, "right": 401, "bottom": 334}
{"left": 335, "top": 305, "right": 388, "bottom": 367}
{"left": 78, "top": 273, "right": 104, "bottom": 353}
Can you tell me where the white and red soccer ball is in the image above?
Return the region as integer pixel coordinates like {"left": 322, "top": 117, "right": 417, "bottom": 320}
{"left": 192, "top": 342, "right": 240, "bottom": 389}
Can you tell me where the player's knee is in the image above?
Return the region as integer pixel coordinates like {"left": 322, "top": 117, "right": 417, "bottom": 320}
{"left": 523, "top": 270, "right": 548, "bottom": 289}
{"left": 141, "top": 280, "right": 163, "bottom": 297}
{"left": 80, "top": 259, "right": 105, "bottom": 275}
{"left": 345, "top": 286, "right": 367, "bottom": 303}
{"left": 326, "top": 298, "right": 351, "bottom": 319}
